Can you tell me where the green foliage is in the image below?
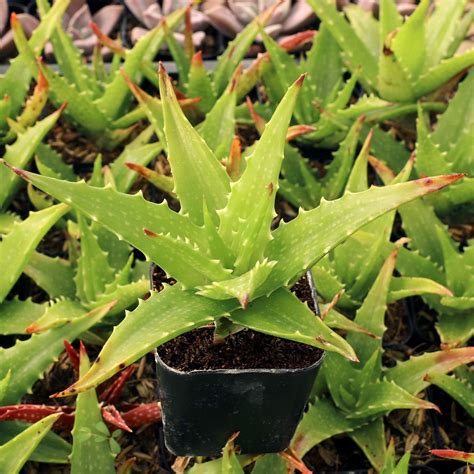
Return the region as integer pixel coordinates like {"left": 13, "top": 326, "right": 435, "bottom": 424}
{"left": 70, "top": 344, "right": 116, "bottom": 473}
{"left": 0, "top": 414, "right": 60, "bottom": 474}
{"left": 307, "top": 0, "right": 474, "bottom": 101}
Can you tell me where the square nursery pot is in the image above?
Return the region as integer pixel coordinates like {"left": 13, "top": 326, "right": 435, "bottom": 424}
{"left": 152, "top": 266, "right": 325, "bottom": 456}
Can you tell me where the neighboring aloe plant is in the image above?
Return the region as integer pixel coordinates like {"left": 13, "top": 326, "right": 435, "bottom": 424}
{"left": 310, "top": 137, "right": 452, "bottom": 312}
{"left": 13, "top": 1, "right": 186, "bottom": 149}
{"left": 0, "top": 0, "right": 69, "bottom": 141}
{"left": 253, "top": 20, "right": 446, "bottom": 148}
{"left": 370, "top": 157, "right": 474, "bottom": 348}
{"left": 413, "top": 69, "right": 474, "bottom": 216}
{"left": 2, "top": 68, "right": 464, "bottom": 396}
{"left": 291, "top": 248, "right": 474, "bottom": 470}
{"left": 307, "top": 0, "right": 474, "bottom": 102}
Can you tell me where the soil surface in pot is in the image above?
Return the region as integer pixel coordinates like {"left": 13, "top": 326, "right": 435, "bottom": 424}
{"left": 158, "top": 327, "right": 323, "bottom": 372}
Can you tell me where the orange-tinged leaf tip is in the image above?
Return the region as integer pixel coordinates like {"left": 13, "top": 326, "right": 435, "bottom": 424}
{"left": 57, "top": 102, "right": 68, "bottom": 115}
{"left": 143, "top": 228, "right": 159, "bottom": 238}
{"left": 295, "top": 74, "right": 306, "bottom": 87}
{"left": 279, "top": 30, "right": 316, "bottom": 51}
{"left": 36, "top": 68, "right": 48, "bottom": 90}
{"left": 191, "top": 50, "right": 203, "bottom": 66}
{"left": 79, "top": 341, "right": 87, "bottom": 358}
{"left": 24, "top": 323, "right": 40, "bottom": 334}
{"left": 239, "top": 294, "right": 250, "bottom": 310}
{"left": 431, "top": 449, "right": 474, "bottom": 461}
{"left": 418, "top": 173, "right": 465, "bottom": 192}
{"left": 10, "top": 12, "right": 19, "bottom": 27}
{"left": 0, "top": 160, "right": 30, "bottom": 180}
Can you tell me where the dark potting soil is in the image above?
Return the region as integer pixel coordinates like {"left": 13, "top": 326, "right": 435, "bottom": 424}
{"left": 158, "top": 327, "right": 323, "bottom": 372}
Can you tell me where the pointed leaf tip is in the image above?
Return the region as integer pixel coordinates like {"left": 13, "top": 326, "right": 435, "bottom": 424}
{"left": 419, "top": 173, "right": 465, "bottom": 191}
{"left": 295, "top": 74, "right": 306, "bottom": 87}
{"left": 191, "top": 50, "right": 203, "bottom": 65}
{"left": 0, "top": 160, "right": 30, "bottom": 180}
{"left": 143, "top": 228, "right": 159, "bottom": 238}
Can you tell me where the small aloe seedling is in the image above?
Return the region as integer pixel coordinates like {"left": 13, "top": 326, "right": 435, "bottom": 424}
{"left": 3, "top": 67, "right": 463, "bottom": 396}
{"left": 292, "top": 248, "right": 474, "bottom": 470}
{"left": 308, "top": 0, "right": 474, "bottom": 102}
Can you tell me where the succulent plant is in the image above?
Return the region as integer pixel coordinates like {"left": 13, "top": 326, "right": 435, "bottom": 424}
{"left": 44, "top": 0, "right": 123, "bottom": 57}
{"left": 370, "top": 156, "right": 474, "bottom": 348}
{"left": 13, "top": 1, "right": 185, "bottom": 149}
{"left": 0, "top": 0, "right": 39, "bottom": 60}
{"left": 308, "top": 0, "right": 474, "bottom": 102}
{"left": 413, "top": 69, "right": 474, "bottom": 216}
{"left": 125, "top": 0, "right": 209, "bottom": 46}
{"left": 2, "top": 66, "right": 463, "bottom": 397}
{"left": 0, "top": 0, "right": 69, "bottom": 140}
{"left": 202, "top": 0, "right": 315, "bottom": 39}
{"left": 291, "top": 248, "right": 474, "bottom": 470}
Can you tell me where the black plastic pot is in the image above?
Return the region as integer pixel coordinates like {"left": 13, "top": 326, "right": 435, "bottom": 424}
{"left": 151, "top": 265, "right": 325, "bottom": 456}
{"left": 155, "top": 349, "right": 324, "bottom": 456}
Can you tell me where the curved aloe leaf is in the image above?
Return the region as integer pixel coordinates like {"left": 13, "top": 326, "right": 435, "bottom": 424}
{"left": 0, "top": 299, "right": 47, "bottom": 335}
{"left": 53, "top": 285, "right": 235, "bottom": 396}
{"left": 70, "top": 344, "right": 116, "bottom": 474}
{"left": 260, "top": 174, "right": 463, "bottom": 297}
{"left": 0, "top": 302, "right": 115, "bottom": 404}
{"left": 0, "top": 204, "right": 69, "bottom": 302}
{"left": 0, "top": 414, "right": 61, "bottom": 474}
{"left": 0, "top": 107, "right": 63, "bottom": 210}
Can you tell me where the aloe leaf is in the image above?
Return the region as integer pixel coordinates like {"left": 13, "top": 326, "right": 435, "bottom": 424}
{"left": 388, "top": 276, "right": 452, "bottom": 303}
{"left": 379, "top": 0, "right": 402, "bottom": 45}
{"left": 87, "top": 279, "right": 148, "bottom": 316}
{"left": 75, "top": 214, "right": 115, "bottom": 304}
{"left": 324, "top": 308, "right": 378, "bottom": 338}
{"left": 431, "top": 68, "right": 474, "bottom": 156}
{"left": 35, "top": 144, "right": 76, "bottom": 181}
{"left": 386, "top": 347, "right": 474, "bottom": 395}
{"left": 3, "top": 169, "right": 213, "bottom": 265}
{"left": 0, "top": 423, "right": 71, "bottom": 463}
{"left": 0, "top": 212, "right": 20, "bottom": 234}
{"left": 252, "top": 454, "right": 287, "bottom": 473}
{"left": 427, "top": 373, "right": 474, "bottom": 417}
{"left": 0, "top": 299, "right": 47, "bottom": 335}
{"left": 349, "top": 419, "right": 386, "bottom": 471}
{"left": 0, "top": 204, "right": 69, "bottom": 303}
{"left": 345, "top": 5, "right": 380, "bottom": 58}
{"left": 24, "top": 252, "right": 75, "bottom": 299}
{"left": 0, "top": 0, "right": 69, "bottom": 116}
{"left": 229, "top": 288, "right": 357, "bottom": 360}
{"left": 218, "top": 77, "right": 303, "bottom": 270}
{"left": 39, "top": 62, "right": 111, "bottom": 135}
{"left": 0, "top": 108, "right": 63, "bottom": 210}
{"left": 349, "top": 380, "right": 438, "bottom": 419}
{"left": 37, "top": 0, "right": 99, "bottom": 96}
{"left": 306, "top": 0, "right": 378, "bottom": 91}
{"left": 187, "top": 52, "right": 216, "bottom": 113}
{"left": 110, "top": 128, "right": 161, "bottom": 193}
{"left": 414, "top": 50, "right": 474, "bottom": 98}
{"left": 381, "top": 440, "right": 410, "bottom": 474}
{"left": 0, "top": 302, "right": 114, "bottom": 404}
{"left": 292, "top": 397, "right": 362, "bottom": 457}
{"left": 97, "top": 9, "right": 185, "bottom": 120}
{"left": 197, "top": 259, "right": 276, "bottom": 308}
{"left": 0, "top": 414, "right": 61, "bottom": 474}
{"left": 198, "top": 78, "right": 237, "bottom": 160}
{"left": 261, "top": 175, "right": 463, "bottom": 297}
{"left": 322, "top": 117, "right": 364, "bottom": 200}
{"left": 53, "top": 285, "right": 235, "bottom": 395}
{"left": 159, "top": 67, "right": 230, "bottom": 225}
{"left": 222, "top": 434, "right": 245, "bottom": 474}
{"left": 70, "top": 344, "right": 116, "bottom": 474}
{"left": 162, "top": 22, "right": 190, "bottom": 86}
{"left": 426, "top": 0, "right": 468, "bottom": 67}
{"left": 390, "top": 0, "right": 428, "bottom": 80}
{"left": 213, "top": 8, "right": 269, "bottom": 95}
{"left": 26, "top": 299, "right": 84, "bottom": 334}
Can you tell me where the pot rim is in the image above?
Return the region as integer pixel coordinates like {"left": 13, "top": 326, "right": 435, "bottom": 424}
{"left": 154, "top": 346, "right": 326, "bottom": 377}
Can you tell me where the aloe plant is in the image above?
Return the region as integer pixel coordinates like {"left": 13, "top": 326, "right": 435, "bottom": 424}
{"left": 308, "top": 0, "right": 474, "bottom": 102}
{"left": 369, "top": 156, "right": 474, "bottom": 348}
{"left": 413, "top": 69, "right": 474, "bottom": 216}
{"left": 2, "top": 67, "right": 463, "bottom": 397}
{"left": 291, "top": 249, "right": 474, "bottom": 470}
{"left": 0, "top": 0, "right": 69, "bottom": 141}
{"left": 12, "top": 1, "right": 186, "bottom": 150}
